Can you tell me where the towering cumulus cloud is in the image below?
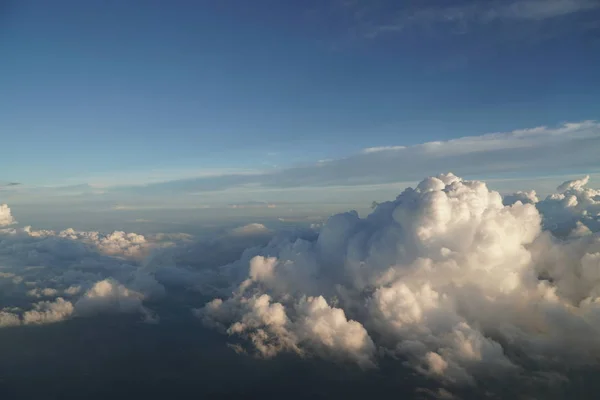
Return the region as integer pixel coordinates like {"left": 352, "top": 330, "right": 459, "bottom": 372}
{"left": 197, "top": 173, "right": 600, "bottom": 386}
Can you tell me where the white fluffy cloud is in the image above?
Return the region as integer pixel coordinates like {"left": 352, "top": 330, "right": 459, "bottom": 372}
{"left": 536, "top": 175, "right": 600, "bottom": 234}
{"left": 74, "top": 278, "right": 159, "bottom": 322}
{"left": 200, "top": 292, "right": 376, "bottom": 368}
{"left": 196, "top": 172, "right": 600, "bottom": 386}
{"left": 22, "top": 297, "right": 74, "bottom": 325}
{"left": 0, "top": 223, "right": 169, "bottom": 327}
{"left": 0, "top": 203, "right": 16, "bottom": 226}
{"left": 230, "top": 223, "right": 271, "bottom": 236}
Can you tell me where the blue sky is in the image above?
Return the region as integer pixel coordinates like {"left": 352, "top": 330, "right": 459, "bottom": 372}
{"left": 1, "top": 0, "right": 600, "bottom": 211}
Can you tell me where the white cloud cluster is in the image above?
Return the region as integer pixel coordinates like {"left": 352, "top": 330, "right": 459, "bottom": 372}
{"left": 230, "top": 223, "right": 271, "bottom": 236}
{"left": 505, "top": 174, "right": 600, "bottom": 236}
{"left": 197, "top": 173, "right": 600, "bottom": 386}
{"left": 0, "top": 203, "right": 16, "bottom": 226}
{"left": 0, "top": 224, "right": 168, "bottom": 327}
{"left": 200, "top": 291, "right": 376, "bottom": 368}
{"left": 536, "top": 175, "right": 600, "bottom": 235}
{"left": 22, "top": 227, "right": 152, "bottom": 259}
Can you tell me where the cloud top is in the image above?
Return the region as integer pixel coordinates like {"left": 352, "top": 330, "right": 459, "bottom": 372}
{"left": 0, "top": 204, "right": 16, "bottom": 226}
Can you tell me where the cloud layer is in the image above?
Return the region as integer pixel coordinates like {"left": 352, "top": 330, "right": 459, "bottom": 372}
{"left": 94, "top": 121, "right": 600, "bottom": 198}
{"left": 3, "top": 121, "right": 600, "bottom": 209}
{"left": 3, "top": 172, "right": 600, "bottom": 396}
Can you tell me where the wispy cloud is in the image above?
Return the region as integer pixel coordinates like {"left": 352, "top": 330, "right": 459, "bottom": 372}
{"left": 496, "top": 0, "right": 599, "bottom": 20}
{"left": 351, "top": 0, "right": 600, "bottom": 38}
{"left": 362, "top": 146, "right": 406, "bottom": 153}
{"left": 5, "top": 121, "right": 600, "bottom": 206}
{"left": 0, "top": 182, "right": 20, "bottom": 190}
{"left": 113, "top": 120, "right": 600, "bottom": 195}
{"left": 59, "top": 168, "right": 264, "bottom": 188}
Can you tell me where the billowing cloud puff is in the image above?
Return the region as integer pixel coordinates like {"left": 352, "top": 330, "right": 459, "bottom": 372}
{"left": 196, "top": 172, "right": 600, "bottom": 387}
{"left": 0, "top": 203, "right": 16, "bottom": 226}
{"left": 0, "top": 310, "right": 21, "bottom": 327}
{"left": 22, "top": 297, "right": 74, "bottom": 325}
{"left": 535, "top": 175, "right": 600, "bottom": 235}
{"left": 200, "top": 292, "right": 376, "bottom": 368}
{"left": 503, "top": 189, "right": 539, "bottom": 206}
{"left": 75, "top": 278, "right": 158, "bottom": 322}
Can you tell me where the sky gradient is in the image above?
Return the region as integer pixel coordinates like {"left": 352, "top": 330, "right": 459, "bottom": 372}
{"left": 1, "top": 0, "right": 600, "bottom": 212}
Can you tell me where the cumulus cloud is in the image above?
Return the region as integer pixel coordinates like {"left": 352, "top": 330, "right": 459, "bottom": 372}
{"left": 528, "top": 174, "right": 600, "bottom": 235}
{"left": 0, "top": 222, "right": 171, "bottom": 327}
{"left": 22, "top": 297, "right": 74, "bottom": 325}
{"left": 230, "top": 223, "right": 271, "bottom": 236}
{"left": 74, "top": 278, "right": 159, "bottom": 322}
{"left": 503, "top": 189, "right": 539, "bottom": 206}
{"left": 0, "top": 310, "right": 21, "bottom": 327}
{"left": 0, "top": 205, "right": 297, "bottom": 331}
{"left": 194, "top": 172, "right": 600, "bottom": 389}
{"left": 0, "top": 203, "right": 16, "bottom": 226}
{"left": 199, "top": 292, "right": 376, "bottom": 368}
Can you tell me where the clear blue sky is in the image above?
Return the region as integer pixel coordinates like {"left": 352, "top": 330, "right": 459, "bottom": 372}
{"left": 1, "top": 0, "right": 599, "bottom": 204}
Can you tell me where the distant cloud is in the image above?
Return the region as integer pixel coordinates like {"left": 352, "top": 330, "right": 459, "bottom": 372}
{"left": 0, "top": 182, "right": 21, "bottom": 192}
{"left": 111, "top": 204, "right": 212, "bottom": 211}
{"left": 228, "top": 201, "right": 278, "bottom": 209}
{"left": 495, "top": 0, "right": 599, "bottom": 20}
{"left": 4, "top": 121, "right": 600, "bottom": 207}
{"left": 0, "top": 223, "right": 170, "bottom": 327}
{"left": 230, "top": 223, "right": 271, "bottom": 236}
{"left": 117, "top": 120, "right": 600, "bottom": 196}
{"left": 0, "top": 203, "right": 16, "bottom": 226}
{"left": 360, "top": 0, "right": 600, "bottom": 38}
{"left": 362, "top": 146, "right": 407, "bottom": 153}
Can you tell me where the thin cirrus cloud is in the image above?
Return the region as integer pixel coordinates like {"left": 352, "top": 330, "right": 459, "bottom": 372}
{"left": 357, "top": 0, "right": 600, "bottom": 38}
